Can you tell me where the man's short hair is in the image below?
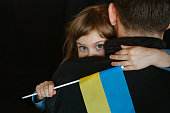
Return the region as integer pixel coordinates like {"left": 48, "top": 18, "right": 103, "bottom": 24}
{"left": 113, "top": 0, "right": 170, "bottom": 33}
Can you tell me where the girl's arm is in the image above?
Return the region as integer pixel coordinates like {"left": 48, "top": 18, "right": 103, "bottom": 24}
{"left": 110, "top": 45, "right": 170, "bottom": 71}
{"left": 32, "top": 95, "right": 45, "bottom": 110}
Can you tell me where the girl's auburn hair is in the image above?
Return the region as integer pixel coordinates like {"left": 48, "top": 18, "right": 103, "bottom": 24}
{"left": 61, "top": 4, "right": 114, "bottom": 64}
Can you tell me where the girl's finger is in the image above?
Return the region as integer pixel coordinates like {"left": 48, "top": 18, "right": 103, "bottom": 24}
{"left": 121, "top": 45, "right": 134, "bottom": 49}
{"left": 40, "top": 86, "right": 46, "bottom": 97}
{"left": 111, "top": 61, "right": 131, "bottom": 67}
{"left": 115, "top": 49, "right": 129, "bottom": 55}
{"left": 110, "top": 54, "right": 129, "bottom": 60}
{"left": 123, "top": 66, "right": 135, "bottom": 71}
{"left": 49, "top": 84, "right": 54, "bottom": 97}
{"left": 43, "top": 85, "right": 49, "bottom": 97}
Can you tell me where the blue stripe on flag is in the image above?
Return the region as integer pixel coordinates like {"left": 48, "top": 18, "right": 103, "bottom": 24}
{"left": 99, "top": 66, "right": 136, "bottom": 113}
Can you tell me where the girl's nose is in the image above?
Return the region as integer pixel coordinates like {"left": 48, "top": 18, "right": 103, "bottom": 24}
{"left": 88, "top": 50, "right": 98, "bottom": 57}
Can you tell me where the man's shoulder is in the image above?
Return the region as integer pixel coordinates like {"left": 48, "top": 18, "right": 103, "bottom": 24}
{"left": 51, "top": 56, "right": 112, "bottom": 85}
{"left": 124, "top": 66, "right": 170, "bottom": 112}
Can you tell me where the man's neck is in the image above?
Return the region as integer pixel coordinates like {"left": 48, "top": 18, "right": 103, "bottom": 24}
{"left": 117, "top": 30, "right": 164, "bottom": 40}
{"left": 115, "top": 20, "right": 164, "bottom": 40}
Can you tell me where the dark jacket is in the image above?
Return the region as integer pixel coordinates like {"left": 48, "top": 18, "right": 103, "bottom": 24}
{"left": 45, "top": 37, "right": 170, "bottom": 113}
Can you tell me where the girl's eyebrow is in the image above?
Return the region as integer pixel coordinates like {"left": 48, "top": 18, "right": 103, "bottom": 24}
{"left": 76, "top": 40, "right": 105, "bottom": 46}
{"left": 93, "top": 40, "right": 105, "bottom": 45}
{"left": 76, "top": 42, "right": 85, "bottom": 45}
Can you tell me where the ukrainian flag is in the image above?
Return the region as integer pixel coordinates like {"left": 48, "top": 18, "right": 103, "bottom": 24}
{"left": 79, "top": 66, "right": 135, "bottom": 113}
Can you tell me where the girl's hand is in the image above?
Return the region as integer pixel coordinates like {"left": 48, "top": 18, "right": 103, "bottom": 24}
{"left": 36, "top": 81, "right": 56, "bottom": 101}
{"left": 109, "top": 45, "right": 170, "bottom": 71}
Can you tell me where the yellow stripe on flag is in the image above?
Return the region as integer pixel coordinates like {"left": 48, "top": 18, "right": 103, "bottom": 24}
{"left": 79, "top": 72, "right": 111, "bottom": 113}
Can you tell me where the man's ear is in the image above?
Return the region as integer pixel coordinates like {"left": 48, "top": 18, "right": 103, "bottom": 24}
{"left": 108, "top": 3, "right": 117, "bottom": 26}
{"left": 166, "top": 24, "right": 170, "bottom": 30}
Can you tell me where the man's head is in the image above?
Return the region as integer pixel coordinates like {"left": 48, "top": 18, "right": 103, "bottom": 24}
{"left": 108, "top": 0, "right": 170, "bottom": 38}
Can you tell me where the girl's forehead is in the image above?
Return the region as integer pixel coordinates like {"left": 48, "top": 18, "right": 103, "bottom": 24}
{"left": 76, "top": 30, "right": 107, "bottom": 45}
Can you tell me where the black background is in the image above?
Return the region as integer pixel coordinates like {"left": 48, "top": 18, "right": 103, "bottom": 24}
{"left": 1, "top": 0, "right": 169, "bottom": 113}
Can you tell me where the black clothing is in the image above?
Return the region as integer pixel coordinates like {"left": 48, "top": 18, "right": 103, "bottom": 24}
{"left": 105, "top": 37, "right": 166, "bottom": 56}
{"left": 45, "top": 57, "right": 113, "bottom": 113}
{"left": 45, "top": 37, "right": 170, "bottom": 113}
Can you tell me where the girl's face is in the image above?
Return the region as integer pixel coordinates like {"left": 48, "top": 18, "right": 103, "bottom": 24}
{"left": 76, "top": 30, "right": 107, "bottom": 58}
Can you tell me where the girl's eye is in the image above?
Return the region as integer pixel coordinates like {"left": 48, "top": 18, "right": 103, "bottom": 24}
{"left": 96, "top": 44, "right": 104, "bottom": 49}
{"left": 79, "top": 46, "right": 87, "bottom": 51}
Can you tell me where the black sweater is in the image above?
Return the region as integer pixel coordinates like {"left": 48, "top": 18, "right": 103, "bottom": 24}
{"left": 45, "top": 37, "right": 170, "bottom": 113}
